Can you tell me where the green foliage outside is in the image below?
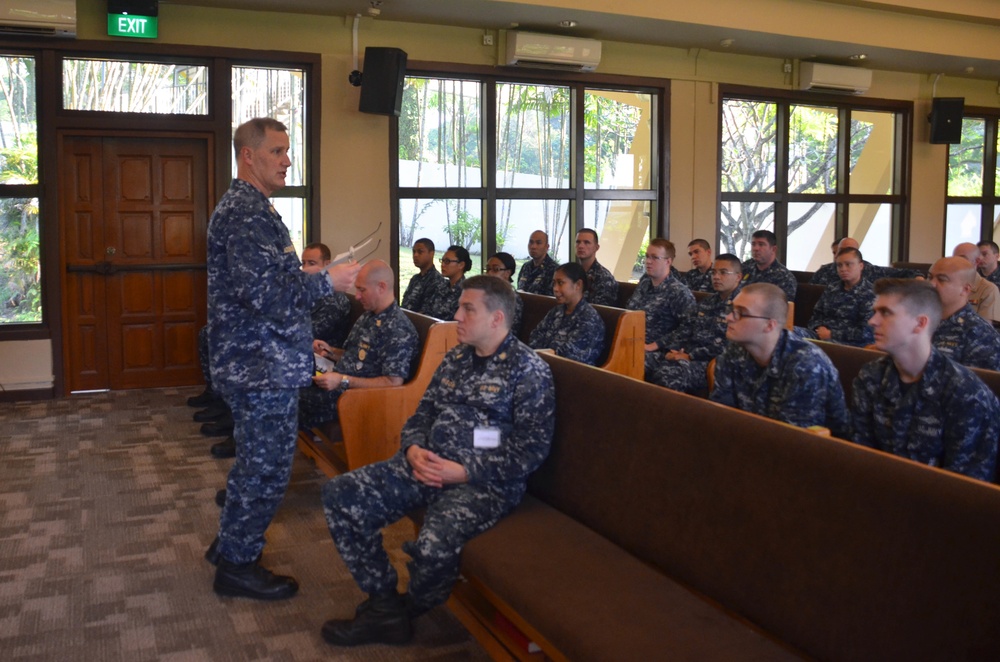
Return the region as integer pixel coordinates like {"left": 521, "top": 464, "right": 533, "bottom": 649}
{"left": 947, "top": 118, "right": 986, "bottom": 197}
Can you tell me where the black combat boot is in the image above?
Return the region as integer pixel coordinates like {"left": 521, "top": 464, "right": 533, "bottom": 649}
{"left": 215, "top": 488, "right": 227, "bottom": 507}
{"left": 210, "top": 436, "right": 236, "bottom": 459}
{"left": 321, "top": 591, "right": 413, "bottom": 646}
{"left": 204, "top": 536, "right": 260, "bottom": 566}
{"left": 193, "top": 401, "right": 229, "bottom": 422}
{"left": 213, "top": 557, "right": 297, "bottom": 600}
{"left": 201, "top": 413, "right": 234, "bottom": 437}
{"left": 187, "top": 385, "right": 220, "bottom": 408}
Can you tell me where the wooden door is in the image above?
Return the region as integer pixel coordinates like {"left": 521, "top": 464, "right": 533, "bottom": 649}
{"left": 61, "top": 135, "right": 209, "bottom": 392}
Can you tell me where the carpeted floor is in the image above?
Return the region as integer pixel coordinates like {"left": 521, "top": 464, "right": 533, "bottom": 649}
{"left": 0, "top": 387, "right": 489, "bottom": 661}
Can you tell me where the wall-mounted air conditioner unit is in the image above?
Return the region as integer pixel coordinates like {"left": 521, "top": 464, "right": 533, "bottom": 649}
{"left": 505, "top": 31, "right": 602, "bottom": 72}
{"left": 0, "top": 0, "right": 76, "bottom": 38}
{"left": 798, "top": 62, "right": 871, "bottom": 95}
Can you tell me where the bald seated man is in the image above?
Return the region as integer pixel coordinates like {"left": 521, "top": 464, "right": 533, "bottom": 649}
{"left": 952, "top": 242, "right": 1000, "bottom": 322}
{"left": 927, "top": 256, "right": 1000, "bottom": 371}
{"left": 517, "top": 230, "right": 559, "bottom": 294}
{"left": 298, "top": 260, "right": 420, "bottom": 427}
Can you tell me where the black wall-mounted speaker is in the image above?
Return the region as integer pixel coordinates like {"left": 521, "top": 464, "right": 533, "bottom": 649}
{"left": 929, "top": 97, "right": 964, "bottom": 144}
{"left": 107, "top": 0, "right": 159, "bottom": 15}
{"left": 359, "top": 47, "right": 408, "bottom": 117}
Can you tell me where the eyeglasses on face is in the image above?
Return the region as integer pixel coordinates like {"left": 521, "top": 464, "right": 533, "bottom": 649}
{"left": 440, "top": 257, "right": 460, "bottom": 265}
{"left": 725, "top": 305, "right": 772, "bottom": 322}
{"left": 644, "top": 255, "right": 669, "bottom": 262}
{"left": 484, "top": 266, "right": 510, "bottom": 273}
{"left": 708, "top": 269, "right": 737, "bottom": 276}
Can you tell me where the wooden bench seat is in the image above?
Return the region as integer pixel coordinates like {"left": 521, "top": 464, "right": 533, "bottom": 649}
{"left": 453, "top": 352, "right": 1000, "bottom": 660}
{"left": 296, "top": 309, "right": 458, "bottom": 474}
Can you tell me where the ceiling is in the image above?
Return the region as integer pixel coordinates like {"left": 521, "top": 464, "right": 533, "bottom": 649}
{"left": 163, "top": 0, "right": 1000, "bottom": 81}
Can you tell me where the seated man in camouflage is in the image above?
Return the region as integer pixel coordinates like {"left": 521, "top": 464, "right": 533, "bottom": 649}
{"left": 575, "top": 228, "right": 619, "bottom": 305}
{"left": 302, "top": 242, "right": 352, "bottom": 348}
{"left": 927, "top": 256, "right": 1000, "bottom": 371}
{"left": 401, "top": 237, "right": 445, "bottom": 315}
{"left": 320, "top": 275, "right": 555, "bottom": 647}
{"left": 627, "top": 238, "right": 696, "bottom": 356}
{"left": 851, "top": 278, "right": 999, "bottom": 481}
{"left": 298, "top": 260, "right": 419, "bottom": 427}
{"left": 740, "top": 230, "right": 797, "bottom": 301}
{"left": 517, "top": 230, "right": 559, "bottom": 294}
{"left": 681, "top": 238, "right": 715, "bottom": 293}
{"left": 646, "top": 253, "right": 742, "bottom": 393}
{"left": 810, "top": 237, "right": 920, "bottom": 287}
{"left": 798, "top": 246, "right": 876, "bottom": 347}
{"left": 711, "top": 283, "right": 849, "bottom": 438}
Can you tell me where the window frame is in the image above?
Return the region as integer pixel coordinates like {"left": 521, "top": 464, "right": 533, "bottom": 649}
{"left": 718, "top": 84, "right": 913, "bottom": 267}
{"left": 943, "top": 106, "right": 1000, "bottom": 250}
{"left": 391, "top": 61, "right": 669, "bottom": 287}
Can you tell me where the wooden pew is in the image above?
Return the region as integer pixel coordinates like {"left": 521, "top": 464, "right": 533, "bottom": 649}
{"left": 517, "top": 291, "right": 645, "bottom": 379}
{"left": 296, "top": 310, "right": 459, "bottom": 475}
{"left": 452, "top": 353, "right": 1000, "bottom": 661}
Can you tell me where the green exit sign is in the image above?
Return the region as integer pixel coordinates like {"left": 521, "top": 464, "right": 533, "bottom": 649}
{"left": 108, "top": 13, "right": 158, "bottom": 39}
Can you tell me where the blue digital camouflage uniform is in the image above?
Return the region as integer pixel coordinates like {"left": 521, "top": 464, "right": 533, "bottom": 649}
{"left": 682, "top": 268, "right": 714, "bottom": 293}
{"left": 425, "top": 277, "right": 464, "bottom": 320}
{"left": 810, "top": 261, "right": 920, "bottom": 287}
{"left": 583, "top": 260, "right": 619, "bottom": 306}
{"left": 981, "top": 267, "right": 1000, "bottom": 288}
{"left": 528, "top": 299, "right": 606, "bottom": 365}
{"left": 402, "top": 267, "right": 446, "bottom": 315}
{"left": 626, "top": 273, "right": 696, "bottom": 349}
{"left": 851, "top": 349, "right": 1000, "bottom": 481}
{"left": 198, "top": 324, "right": 211, "bottom": 384}
{"left": 311, "top": 291, "right": 352, "bottom": 348}
{"left": 932, "top": 303, "right": 1000, "bottom": 371}
{"left": 322, "top": 333, "right": 555, "bottom": 612}
{"left": 299, "top": 302, "right": 419, "bottom": 427}
{"left": 207, "top": 178, "right": 333, "bottom": 565}
{"left": 645, "top": 284, "right": 741, "bottom": 393}
{"left": 517, "top": 255, "right": 559, "bottom": 295}
{"left": 710, "top": 328, "right": 850, "bottom": 438}
{"left": 741, "top": 259, "right": 798, "bottom": 301}
{"left": 799, "top": 279, "right": 876, "bottom": 347}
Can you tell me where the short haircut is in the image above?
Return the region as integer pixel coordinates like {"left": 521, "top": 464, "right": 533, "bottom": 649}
{"left": 836, "top": 247, "right": 863, "bottom": 262}
{"left": 752, "top": 230, "right": 778, "bottom": 246}
{"left": 715, "top": 253, "right": 742, "bottom": 273}
{"left": 831, "top": 238, "right": 843, "bottom": 249}
{"left": 556, "top": 262, "right": 588, "bottom": 291}
{"left": 447, "top": 245, "right": 473, "bottom": 273}
{"left": 647, "top": 238, "right": 676, "bottom": 260}
{"left": 304, "top": 242, "right": 331, "bottom": 261}
{"left": 576, "top": 228, "right": 599, "bottom": 243}
{"left": 413, "top": 237, "right": 435, "bottom": 252}
{"left": 462, "top": 275, "right": 517, "bottom": 330}
{"left": 742, "top": 282, "right": 788, "bottom": 322}
{"left": 874, "top": 278, "right": 942, "bottom": 333}
{"left": 688, "top": 238, "right": 711, "bottom": 251}
{"left": 977, "top": 240, "right": 999, "bottom": 255}
{"left": 233, "top": 118, "right": 287, "bottom": 159}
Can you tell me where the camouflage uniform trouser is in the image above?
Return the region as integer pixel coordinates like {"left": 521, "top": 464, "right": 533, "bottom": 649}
{"left": 645, "top": 352, "right": 709, "bottom": 395}
{"left": 297, "top": 385, "right": 342, "bottom": 428}
{"left": 322, "top": 453, "right": 518, "bottom": 611}
{"left": 198, "top": 325, "right": 211, "bottom": 385}
{"left": 217, "top": 387, "right": 298, "bottom": 564}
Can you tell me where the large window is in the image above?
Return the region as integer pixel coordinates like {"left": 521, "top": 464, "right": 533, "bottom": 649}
{"left": 944, "top": 112, "right": 999, "bottom": 252}
{"left": 396, "top": 74, "right": 660, "bottom": 288}
{"left": 720, "top": 90, "right": 909, "bottom": 271}
{"left": 0, "top": 55, "right": 39, "bottom": 325}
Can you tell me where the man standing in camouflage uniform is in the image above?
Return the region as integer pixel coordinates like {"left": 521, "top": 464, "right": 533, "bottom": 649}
{"left": 927, "top": 256, "right": 1000, "bottom": 370}
{"left": 517, "top": 230, "right": 558, "bottom": 294}
{"left": 320, "top": 275, "right": 555, "bottom": 646}
{"left": 978, "top": 240, "right": 1000, "bottom": 287}
{"left": 299, "top": 260, "right": 419, "bottom": 427}
{"left": 711, "top": 283, "right": 849, "bottom": 438}
{"left": 205, "top": 117, "right": 359, "bottom": 600}
{"left": 799, "top": 247, "right": 876, "bottom": 347}
{"left": 575, "top": 229, "right": 619, "bottom": 305}
{"left": 741, "top": 230, "right": 798, "bottom": 300}
{"left": 681, "top": 239, "right": 715, "bottom": 293}
{"left": 627, "top": 238, "right": 696, "bottom": 354}
{"left": 851, "top": 278, "right": 999, "bottom": 481}
{"left": 646, "top": 254, "right": 742, "bottom": 393}
{"left": 401, "top": 238, "right": 445, "bottom": 314}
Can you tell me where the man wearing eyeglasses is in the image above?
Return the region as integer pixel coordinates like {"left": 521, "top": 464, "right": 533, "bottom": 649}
{"left": 741, "top": 230, "right": 797, "bottom": 301}
{"left": 798, "top": 247, "right": 876, "bottom": 347}
{"left": 851, "top": 278, "right": 999, "bottom": 481}
{"left": 627, "top": 238, "right": 696, "bottom": 354}
{"left": 575, "top": 229, "right": 619, "bottom": 305}
{"left": 711, "top": 282, "right": 849, "bottom": 437}
{"left": 646, "top": 254, "right": 742, "bottom": 394}
{"left": 401, "top": 238, "right": 445, "bottom": 315}
{"left": 517, "top": 230, "right": 559, "bottom": 295}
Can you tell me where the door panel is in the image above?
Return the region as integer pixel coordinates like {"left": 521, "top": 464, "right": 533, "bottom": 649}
{"left": 62, "top": 135, "right": 209, "bottom": 392}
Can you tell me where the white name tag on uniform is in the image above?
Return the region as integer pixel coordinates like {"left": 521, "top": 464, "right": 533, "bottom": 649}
{"left": 473, "top": 426, "right": 501, "bottom": 449}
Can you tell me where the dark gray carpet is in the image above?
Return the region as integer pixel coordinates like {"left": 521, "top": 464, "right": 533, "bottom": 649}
{"left": 0, "top": 387, "right": 488, "bottom": 661}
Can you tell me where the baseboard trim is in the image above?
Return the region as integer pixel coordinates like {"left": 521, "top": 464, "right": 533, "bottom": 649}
{"left": 0, "top": 387, "right": 55, "bottom": 403}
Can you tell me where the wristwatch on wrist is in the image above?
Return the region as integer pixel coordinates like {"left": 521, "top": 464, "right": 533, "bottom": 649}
{"left": 341, "top": 375, "right": 351, "bottom": 390}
